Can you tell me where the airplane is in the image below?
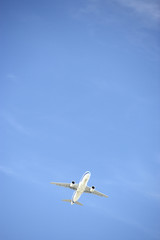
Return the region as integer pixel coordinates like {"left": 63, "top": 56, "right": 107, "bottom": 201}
{"left": 50, "top": 171, "right": 108, "bottom": 206}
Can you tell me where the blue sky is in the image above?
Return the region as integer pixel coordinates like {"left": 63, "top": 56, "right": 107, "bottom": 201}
{"left": 0, "top": 0, "right": 160, "bottom": 239}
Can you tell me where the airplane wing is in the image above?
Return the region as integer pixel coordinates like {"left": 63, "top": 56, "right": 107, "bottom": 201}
{"left": 84, "top": 186, "right": 108, "bottom": 198}
{"left": 50, "top": 182, "right": 78, "bottom": 190}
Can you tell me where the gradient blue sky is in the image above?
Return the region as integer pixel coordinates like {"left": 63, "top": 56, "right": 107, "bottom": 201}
{"left": 0, "top": 0, "right": 160, "bottom": 239}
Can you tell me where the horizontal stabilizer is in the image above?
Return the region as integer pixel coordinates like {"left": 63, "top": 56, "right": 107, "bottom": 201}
{"left": 62, "top": 199, "right": 83, "bottom": 206}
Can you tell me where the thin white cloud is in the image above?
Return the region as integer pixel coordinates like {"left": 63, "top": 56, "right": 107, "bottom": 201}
{"left": 147, "top": 192, "right": 160, "bottom": 200}
{"left": 2, "top": 113, "right": 31, "bottom": 136}
{"left": 79, "top": 0, "right": 100, "bottom": 15}
{"left": 6, "top": 73, "right": 18, "bottom": 83}
{"left": 0, "top": 165, "right": 16, "bottom": 176}
{"left": 6, "top": 73, "right": 16, "bottom": 80}
{"left": 102, "top": 159, "right": 160, "bottom": 201}
{"left": 117, "top": 0, "right": 160, "bottom": 21}
{"left": 86, "top": 196, "right": 159, "bottom": 240}
{"left": 74, "top": 0, "right": 160, "bottom": 25}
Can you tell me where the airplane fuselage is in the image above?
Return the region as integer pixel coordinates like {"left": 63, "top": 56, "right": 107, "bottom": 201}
{"left": 71, "top": 171, "right": 91, "bottom": 205}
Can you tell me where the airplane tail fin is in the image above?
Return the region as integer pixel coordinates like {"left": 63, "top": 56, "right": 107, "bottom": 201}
{"left": 62, "top": 199, "right": 83, "bottom": 206}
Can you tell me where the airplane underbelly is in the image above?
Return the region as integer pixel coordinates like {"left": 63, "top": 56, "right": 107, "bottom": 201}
{"left": 73, "top": 190, "right": 82, "bottom": 202}
{"left": 72, "top": 173, "right": 90, "bottom": 203}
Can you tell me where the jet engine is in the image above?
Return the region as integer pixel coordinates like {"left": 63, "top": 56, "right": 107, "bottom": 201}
{"left": 90, "top": 186, "right": 95, "bottom": 192}
{"left": 70, "top": 181, "right": 75, "bottom": 187}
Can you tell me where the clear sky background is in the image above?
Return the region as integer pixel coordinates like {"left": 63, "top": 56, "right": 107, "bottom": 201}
{"left": 0, "top": 0, "right": 160, "bottom": 239}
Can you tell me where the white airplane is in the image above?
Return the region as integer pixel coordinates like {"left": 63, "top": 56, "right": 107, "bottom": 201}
{"left": 50, "top": 171, "right": 108, "bottom": 206}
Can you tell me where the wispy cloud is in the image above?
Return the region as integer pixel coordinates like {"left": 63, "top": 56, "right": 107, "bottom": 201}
{"left": 0, "top": 162, "right": 45, "bottom": 187}
{"left": 0, "top": 157, "right": 65, "bottom": 187}
{"left": 6, "top": 73, "right": 18, "bottom": 83}
{"left": 79, "top": 0, "right": 100, "bottom": 15}
{"left": 2, "top": 112, "right": 31, "bottom": 136}
{"left": 86, "top": 197, "right": 160, "bottom": 240}
{"left": 6, "top": 73, "right": 16, "bottom": 80}
{"left": 147, "top": 192, "right": 160, "bottom": 200}
{"left": 101, "top": 159, "right": 160, "bottom": 201}
{"left": 86, "top": 166, "right": 160, "bottom": 239}
{"left": 74, "top": 0, "right": 160, "bottom": 27}
{"left": 117, "top": 0, "right": 160, "bottom": 21}
{"left": 0, "top": 165, "right": 16, "bottom": 176}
